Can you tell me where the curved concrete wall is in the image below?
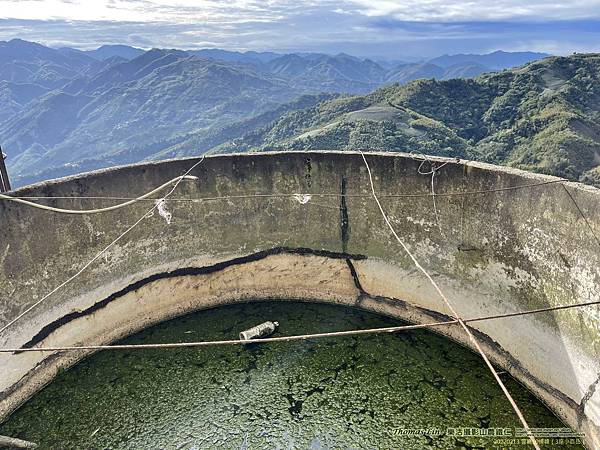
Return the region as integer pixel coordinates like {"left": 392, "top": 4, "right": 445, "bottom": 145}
{"left": 0, "top": 151, "right": 599, "bottom": 447}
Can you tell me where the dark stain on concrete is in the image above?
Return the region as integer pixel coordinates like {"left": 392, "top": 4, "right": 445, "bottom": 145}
{"left": 340, "top": 176, "right": 350, "bottom": 253}
{"left": 304, "top": 157, "right": 312, "bottom": 189}
{"left": 18, "top": 247, "right": 367, "bottom": 352}
{"left": 577, "top": 372, "right": 600, "bottom": 427}
{"left": 345, "top": 259, "right": 364, "bottom": 295}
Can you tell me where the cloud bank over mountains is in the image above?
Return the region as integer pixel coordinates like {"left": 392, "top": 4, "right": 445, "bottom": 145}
{"left": 2, "top": 1, "right": 600, "bottom": 23}
{"left": 0, "top": 1, "right": 599, "bottom": 57}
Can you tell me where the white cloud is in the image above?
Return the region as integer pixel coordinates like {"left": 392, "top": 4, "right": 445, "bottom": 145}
{"left": 0, "top": 0, "right": 329, "bottom": 22}
{"left": 0, "top": 0, "right": 137, "bottom": 21}
{"left": 347, "top": 0, "right": 600, "bottom": 21}
{"left": 3, "top": 0, "right": 599, "bottom": 23}
{"left": 0, "top": 1, "right": 599, "bottom": 57}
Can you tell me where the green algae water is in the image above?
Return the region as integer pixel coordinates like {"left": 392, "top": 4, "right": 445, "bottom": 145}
{"left": 0, "top": 301, "right": 583, "bottom": 450}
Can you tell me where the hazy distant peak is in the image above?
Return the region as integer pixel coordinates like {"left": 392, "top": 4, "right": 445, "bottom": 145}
{"left": 428, "top": 50, "right": 550, "bottom": 69}
{"left": 84, "top": 44, "right": 145, "bottom": 61}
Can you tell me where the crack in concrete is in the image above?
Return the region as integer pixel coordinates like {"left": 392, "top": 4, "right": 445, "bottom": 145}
{"left": 577, "top": 371, "right": 600, "bottom": 427}
{"left": 345, "top": 259, "right": 365, "bottom": 295}
{"left": 340, "top": 176, "right": 350, "bottom": 254}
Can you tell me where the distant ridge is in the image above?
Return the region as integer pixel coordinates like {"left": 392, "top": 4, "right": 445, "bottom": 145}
{"left": 189, "top": 48, "right": 281, "bottom": 64}
{"left": 83, "top": 44, "right": 145, "bottom": 61}
{"left": 428, "top": 50, "right": 550, "bottom": 70}
{"left": 0, "top": 39, "right": 555, "bottom": 185}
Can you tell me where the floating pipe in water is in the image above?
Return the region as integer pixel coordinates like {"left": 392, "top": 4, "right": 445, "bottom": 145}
{"left": 0, "top": 435, "right": 38, "bottom": 449}
{"left": 239, "top": 321, "right": 279, "bottom": 341}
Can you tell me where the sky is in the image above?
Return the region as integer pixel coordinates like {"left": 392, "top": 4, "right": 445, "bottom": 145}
{"left": 0, "top": 0, "right": 599, "bottom": 58}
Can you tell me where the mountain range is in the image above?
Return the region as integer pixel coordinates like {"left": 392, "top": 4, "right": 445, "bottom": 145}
{"left": 0, "top": 39, "right": 553, "bottom": 186}
{"left": 216, "top": 53, "right": 600, "bottom": 186}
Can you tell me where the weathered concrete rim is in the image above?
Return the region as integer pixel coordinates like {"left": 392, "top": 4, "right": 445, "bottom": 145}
{"left": 1, "top": 150, "right": 598, "bottom": 449}
{"left": 11, "top": 149, "right": 587, "bottom": 194}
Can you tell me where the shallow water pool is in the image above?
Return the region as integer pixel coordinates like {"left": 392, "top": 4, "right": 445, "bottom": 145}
{"left": 0, "top": 301, "right": 582, "bottom": 449}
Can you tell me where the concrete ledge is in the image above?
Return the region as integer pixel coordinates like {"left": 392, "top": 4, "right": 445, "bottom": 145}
{"left": 0, "top": 151, "right": 599, "bottom": 448}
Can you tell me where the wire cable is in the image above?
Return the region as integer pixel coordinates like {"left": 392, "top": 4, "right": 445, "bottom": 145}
{"left": 3, "top": 299, "right": 598, "bottom": 353}
{"left": 0, "top": 157, "right": 206, "bottom": 336}
{"left": 0, "top": 175, "right": 198, "bottom": 214}
{"left": 0, "top": 180, "right": 565, "bottom": 203}
{"left": 359, "top": 150, "right": 541, "bottom": 450}
{"left": 560, "top": 183, "right": 600, "bottom": 250}
{"left": 410, "top": 151, "right": 451, "bottom": 237}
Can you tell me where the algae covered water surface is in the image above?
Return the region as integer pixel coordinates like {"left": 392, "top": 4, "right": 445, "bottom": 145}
{"left": 0, "top": 301, "right": 582, "bottom": 449}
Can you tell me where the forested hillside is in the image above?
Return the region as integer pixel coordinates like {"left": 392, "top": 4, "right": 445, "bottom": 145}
{"left": 217, "top": 54, "right": 600, "bottom": 185}
{"left": 0, "top": 39, "right": 549, "bottom": 186}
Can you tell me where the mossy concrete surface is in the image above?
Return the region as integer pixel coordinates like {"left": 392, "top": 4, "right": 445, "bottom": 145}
{"left": 0, "top": 150, "right": 598, "bottom": 447}
{"left": 0, "top": 302, "right": 582, "bottom": 450}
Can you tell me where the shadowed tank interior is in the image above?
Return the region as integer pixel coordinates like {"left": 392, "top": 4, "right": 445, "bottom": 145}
{"left": 0, "top": 151, "right": 598, "bottom": 449}
{"left": 0, "top": 301, "right": 584, "bottom": 450}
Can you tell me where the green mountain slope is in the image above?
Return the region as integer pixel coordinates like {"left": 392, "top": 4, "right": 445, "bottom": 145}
{"left": 1, "top": 49, "right": 305, "bottom": 179}
{"left": 0, "top": 40, "right": 557, "bottom": 186}
{"left": 11, "top": 92, "right": 338, "bottom": 187}
{"left": 217, "top": 54, "right": 600, "bottom": 185}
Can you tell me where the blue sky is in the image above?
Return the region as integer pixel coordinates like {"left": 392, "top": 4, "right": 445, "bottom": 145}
{"left": 0, "top": 1, "right": 599, "bottom": 58}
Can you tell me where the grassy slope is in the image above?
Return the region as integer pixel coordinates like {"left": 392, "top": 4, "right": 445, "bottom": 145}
{"left": 217, "top": 54, "right": 600, "bottom": 185}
